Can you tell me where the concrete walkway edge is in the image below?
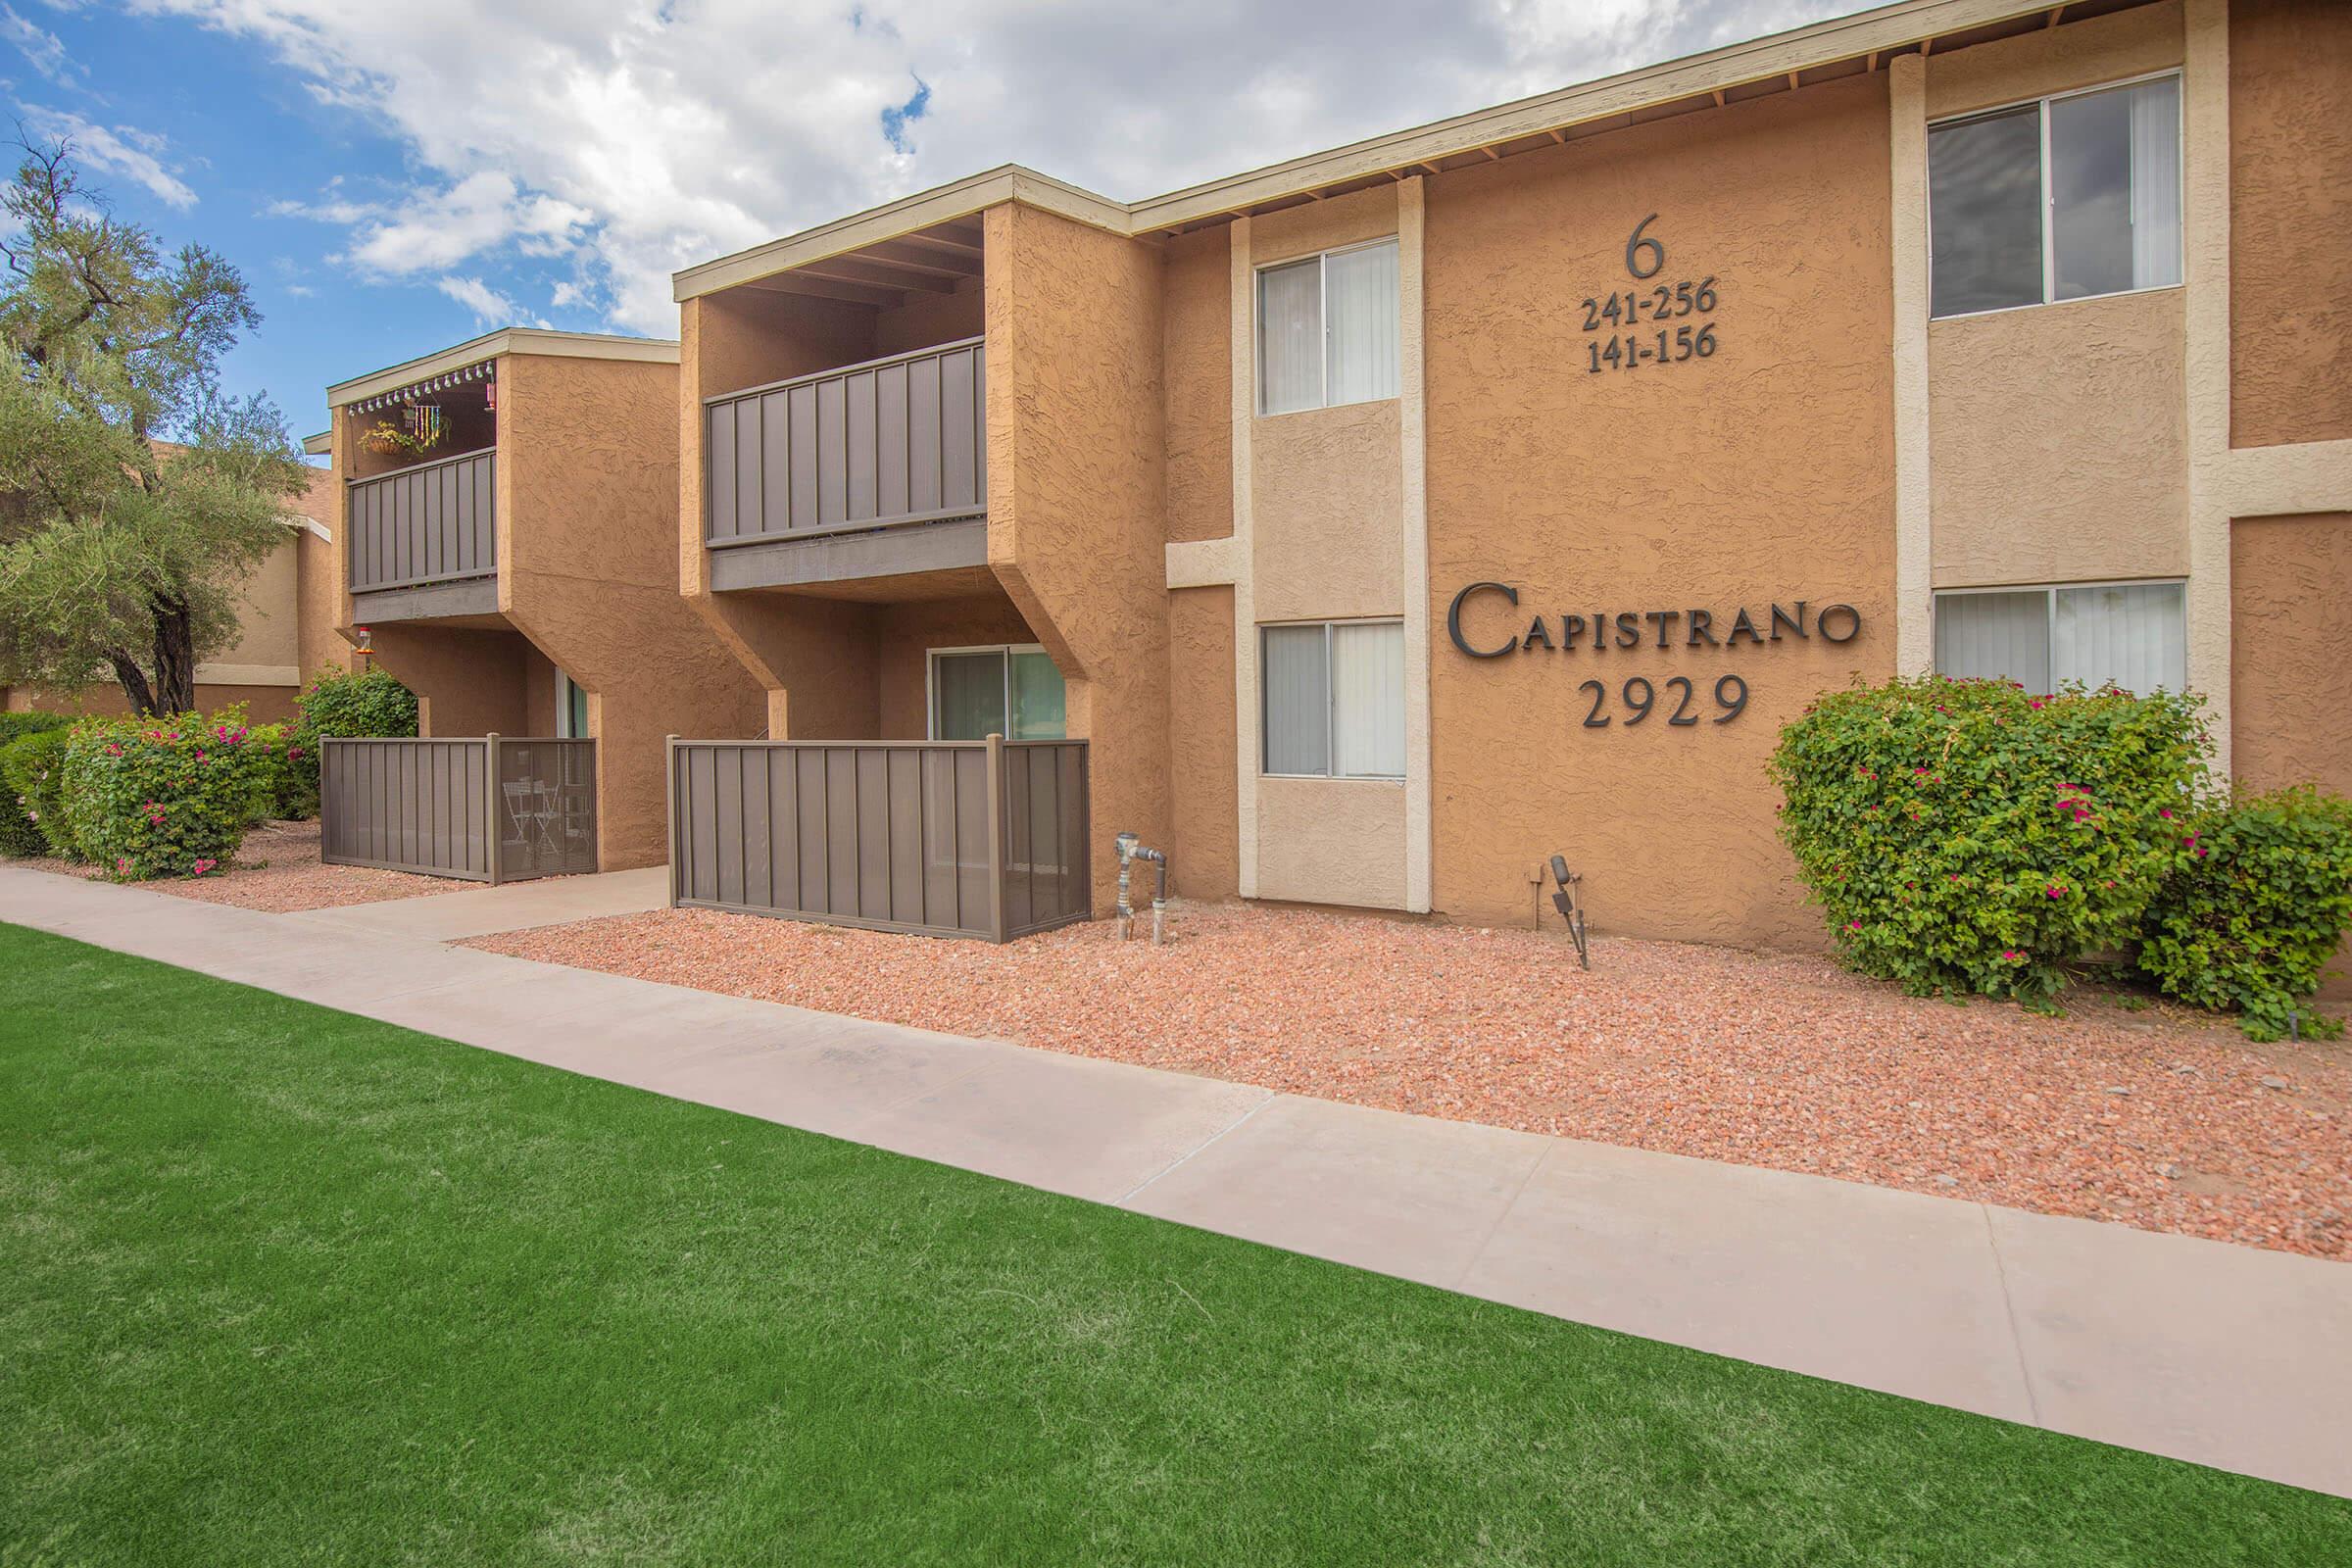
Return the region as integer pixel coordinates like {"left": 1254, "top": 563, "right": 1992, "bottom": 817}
{"left": 3, "top": 867, "right": 2347, "bottom": 1499}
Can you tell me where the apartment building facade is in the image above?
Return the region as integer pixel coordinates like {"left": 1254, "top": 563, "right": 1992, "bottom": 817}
{"left": 325, "top": 328, "right": 763, "bottom": 872}
{"left": 670, "top": 0, "right": 2346, "bottom": 945}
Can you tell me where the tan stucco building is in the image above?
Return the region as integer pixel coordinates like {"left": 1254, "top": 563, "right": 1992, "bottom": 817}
{"left": 322, "top": 329, "right": 764, "bottom": 870}
{"left": 665, "top": 0, "right": 2349, "bottom": 947}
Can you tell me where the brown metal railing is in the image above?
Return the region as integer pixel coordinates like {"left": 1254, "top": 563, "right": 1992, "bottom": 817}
{"left": 704, "top": 338, "right": 986, "bottom": 547}
{"left": 320, "top": 735, "right": 595, "bottom": 883}
{"left": 666, "top": 734, "right": 1088, "bottom": 942}
{"left": 347, "top": 446, "right": 497, "bottom": 592}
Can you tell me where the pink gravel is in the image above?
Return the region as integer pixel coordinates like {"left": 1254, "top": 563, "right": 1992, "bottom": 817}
{"left": 3, "top": 819, "right": 466, "bottom": 912}
{"left": 469, "top": 903, "right": 2352, "bottom": 1260}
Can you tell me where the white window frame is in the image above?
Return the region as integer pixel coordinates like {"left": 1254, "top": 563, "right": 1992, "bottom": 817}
{"left": 1931, "top": 577, "right": 2188, "bottom": 691}
{"left": 1258, "top": 617, "right": 1405, "bottom": 782}
{"left": 1926, "top": 69, "right": 2184, "bottom": 321}
{"left": 555, "top": 670, "right": 589, "bottom": 739}
{"left": 925, "top": 643, "right": 1057, "bottom": 741}
{"left": 1254, "top": 236, "right": 1400, "bottom": 416}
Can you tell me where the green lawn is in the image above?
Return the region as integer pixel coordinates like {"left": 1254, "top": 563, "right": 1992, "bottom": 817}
{"left": 1, "top": 925, "right": 2343, "bottom": 1566}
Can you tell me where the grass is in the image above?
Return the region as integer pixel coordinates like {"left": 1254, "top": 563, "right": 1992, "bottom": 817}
{"left": 1, "top": 924, "right": 2344, "bottom": 1566}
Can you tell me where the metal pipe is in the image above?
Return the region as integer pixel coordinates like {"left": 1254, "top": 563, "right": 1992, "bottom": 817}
{"left": 1112, "top": 832, "right": 1169, "bottom": 944}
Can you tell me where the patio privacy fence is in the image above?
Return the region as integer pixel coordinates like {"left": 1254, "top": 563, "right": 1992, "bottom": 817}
{"left": 320, "top": 735, "right": 597, "bottom": 883}
{"left": 667, "top": 736, "right": 1090, "bottom": 942}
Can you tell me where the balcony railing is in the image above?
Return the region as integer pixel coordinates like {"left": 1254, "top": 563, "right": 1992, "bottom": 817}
{"left": 704, "top": 337, "right": 986, "bottom": 548}
{"left": 347, "top": 447, "right": 497, "bottom": 593}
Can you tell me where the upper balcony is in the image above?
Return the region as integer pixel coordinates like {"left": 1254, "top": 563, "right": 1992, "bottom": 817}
{"left": 703, "top": 336, "right": 986, "bottom": 592}
{"left": 681, "top": 215, "right": 990, "bottom": 597}
{"left": 338, "top": 352, "right": 503, "bottom": 621}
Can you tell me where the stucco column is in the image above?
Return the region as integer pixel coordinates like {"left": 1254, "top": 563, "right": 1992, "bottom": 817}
{"left": 2181, "top": 0, "right": 2233, "bottom": 775}
{"left": 1889, "top": 52, "right": 1932, "bottom": 678}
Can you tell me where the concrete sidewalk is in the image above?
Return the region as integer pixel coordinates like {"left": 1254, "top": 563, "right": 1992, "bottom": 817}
{"left": 4, "top": 865, "right": 2347, "bottom": 1498}
{"left": 286, "top": 865, "right": 670, "bottom": 941}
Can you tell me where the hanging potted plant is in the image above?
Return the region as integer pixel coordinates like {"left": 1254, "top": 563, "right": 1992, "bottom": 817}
{"left": 359, "top": 404, "right": 447, "bottom": 459}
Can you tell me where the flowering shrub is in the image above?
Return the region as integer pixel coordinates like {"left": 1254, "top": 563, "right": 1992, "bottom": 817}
{"left": 1771, "top": 676, "right": 2207, "bottom": 1001}
{"left": 286, "top": 667, "right": 417, "bottom": 813}
{"left": 0, "top": 727, "right": 78, "bottom": 858}
{"left": 59, "top": 709, "right": 279, "bottom": 879}
{"left": 2134, "top": 786, "right": 2352, "bottom": 1039}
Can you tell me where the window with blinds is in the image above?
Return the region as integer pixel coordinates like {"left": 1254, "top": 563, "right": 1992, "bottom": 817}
{"left": 1933, "top": 582, "right": 2186, "bottom": 695}
{"left": 1928, "top": 73, "right": 2181, "bottom": 318}
{"left": 1256, "top": 239, "right": 1400, "bottom": 416}
{"left": 1261, "top": 620, "right": 1405, "bottom": 778}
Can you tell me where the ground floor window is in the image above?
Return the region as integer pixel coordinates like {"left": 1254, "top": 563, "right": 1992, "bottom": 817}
{"left": 1933, "top": 580, "right": 2185, "bottom": 695}
{"left": 929, "top": 645, "right": 1065, "bottom": 741}
{"left": 556, "top": 670, "right": 589, "bottom": 738}
{"left": 1261, "top": 619, "right": 1405, "bottom": 779}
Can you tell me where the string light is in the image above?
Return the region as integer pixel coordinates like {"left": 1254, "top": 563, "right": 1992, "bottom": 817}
{"left": 349, "top": 359, "right": 496, "bottom": 416}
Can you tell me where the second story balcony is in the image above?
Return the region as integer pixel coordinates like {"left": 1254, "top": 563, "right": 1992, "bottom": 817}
{"left": 702, "top": 336, "right": 987, "bottom": 593}
{"left": 347, "top": 444, "right": 498, "bottom": 610}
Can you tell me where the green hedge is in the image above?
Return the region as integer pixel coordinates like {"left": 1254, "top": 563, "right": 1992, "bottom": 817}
{"left": 60, "top": 710, "right": 280, "bottom": 880}
{"left": 1, "top": 728, "right": 78, "bottom": 858}
{"left": 2135, "top": 786, "right": 2352, "bottom": 1040}
{"left": 0, "top": 710, "right": 75, "bottom": 747}
{"left": 287, "top": 668, "right": 417, "bottom": 815}
{"left": 1771, "top": 676, "right": 2207, "bottom": 1002}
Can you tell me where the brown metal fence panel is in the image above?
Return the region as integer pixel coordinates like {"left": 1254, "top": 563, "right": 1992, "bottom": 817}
{"left": 494, "top": 739, "right": 598, "bottom": 881}
{"left": 668, "top": 736, "right": 1089, "bottom": 942}
{"left": 703, "top": 338, "right": 987, "bottom": 548}
{"left": 347, "top": 448, "right": 498, "bottom": 592}
{"left": 321, "top": 735, "right": 595, "bottom": 883}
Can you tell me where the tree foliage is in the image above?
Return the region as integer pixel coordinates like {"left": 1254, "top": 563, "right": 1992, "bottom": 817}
{"left": 0, "top": 141, "right": 307, "bottom": 714}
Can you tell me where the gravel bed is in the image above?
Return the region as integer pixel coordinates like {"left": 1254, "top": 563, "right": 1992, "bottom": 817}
{"left": 3, "top": 820, "right": 466, "bottom": 912}
{"left": 470, "top": 903, "right": 2352, "bottom": 1260}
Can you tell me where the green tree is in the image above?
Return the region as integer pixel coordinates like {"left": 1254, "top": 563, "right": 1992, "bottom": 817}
{"left": 0, "top": 140, "right": 307, "bottom": 715}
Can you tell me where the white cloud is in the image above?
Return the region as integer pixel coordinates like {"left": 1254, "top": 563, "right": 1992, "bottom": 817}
{"left": 0, "top": 4, "right": 76, "bottom": 85}
{"left": 434, "top": 273, "right": 545, "bottom": 328}
{"left": 140, "top": 0, "right": 1870, "bottom": 332}
{"left": 21, "top": 105, "right": 196, "bottom": 206}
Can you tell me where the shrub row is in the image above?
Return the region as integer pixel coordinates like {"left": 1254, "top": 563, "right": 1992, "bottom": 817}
{"left": 1774, "top": 676, "right": 2352, "bottom": 1038}
{"left": 0, "top": 671, "right": 416, "bottom": 879}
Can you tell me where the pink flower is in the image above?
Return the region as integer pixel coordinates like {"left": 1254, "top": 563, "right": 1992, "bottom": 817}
{"left": 2002, "top": 951, "right": 2022, "bottom": 961}
{"left": 2029, "top": 700, "right": 2044, "bottom": 710}
{"left": 1846, "top": 919, "right": 1863, "bottom": 931}
{"left": 2158, "top": 808, "right": 2173, "bottom": 819}
{"left": 2194, "top": 847, "right": 2209, "bottom": 858}
{"left": 2046, "top": 886, "right": 2067, "bottom": 899}
{"left": 104, "top": 743, "right": 122, "bottom": 758}
{"left": 191, "top": 858, "right": 217, "bottom": 876}
{"left": 1948, "top": 874, "right": 1962, "bottom": 882}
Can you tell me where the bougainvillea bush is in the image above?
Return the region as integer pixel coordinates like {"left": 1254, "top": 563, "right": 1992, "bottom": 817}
{"left": 285, "top": 667, "right": 417, "bottom": 814}
{"left": 2135, "top": 786, "right": 2352, "bottom": 1039}
{"left": 1772, "top": 675, "right": 2207, "bottom": 1002}
{"left": 59, "top": 710, "right": 280, "bottom": 879}
{"left": 1, "top": 727, "right": 78, "bottom": 858}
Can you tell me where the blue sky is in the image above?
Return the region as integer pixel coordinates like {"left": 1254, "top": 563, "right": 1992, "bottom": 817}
{"left": 27, "top": 0, "right": 1857, "bottom": 442}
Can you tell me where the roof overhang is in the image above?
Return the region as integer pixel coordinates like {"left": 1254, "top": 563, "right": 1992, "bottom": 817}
{"left": 673, "top": 0, "right": 2148, "bottom": 301}
{"left": 326, "top": 327, "right": 681, "bottom": 410}
{"left": 301, "top": 429, "right": 331, "bottom": 457}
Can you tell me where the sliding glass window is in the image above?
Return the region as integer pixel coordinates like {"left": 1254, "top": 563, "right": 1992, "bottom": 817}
{"left": 1929, "top": 74, "right": 2180, "bottom": 318}
{"left": 1256, "top": 239, "right": 1400, "bottom": 415}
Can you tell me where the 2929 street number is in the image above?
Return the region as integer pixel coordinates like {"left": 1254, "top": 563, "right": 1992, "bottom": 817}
{"left": 1579, "top": 674, "right": 1748, "bottom": 727}
{"left": 1581, "top": 216, "right": 1721, "bottom": 373}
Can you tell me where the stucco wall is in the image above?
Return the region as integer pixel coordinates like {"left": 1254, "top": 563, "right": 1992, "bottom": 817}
{"left": 2228, "top": 0, "right": 2352, "bottom": 449}
{"left": 1251, "top": 400, "right": 1404, "bottom": 622}
{"left": 2230, "top": 511, "right": 2352, "bottom": 1001}
{"left": 1166, "top": 585, "right": 1239, "bottom": 899}
{"left": 1929, "top": 288, "right": 2188, "bottom": 586}
{"left": 876, "top": 276, "right": 985, "bottom": 358}
{"left": 3, "top": 681, "right": 301, "bottom": 725}
{"left": 1424, "top": 73, "right": 1895, "bottom": 944}
{"left": 1256, "top": 775, "right": 1406, "bottom": 909}
{"left": 1924, "top": 0, "right": 2181, "bottom": 118}
{"left": 1162, "top": 228, "right": 1232, "bottom": 546}
{"left": 217, "top": 536, "right": 302, "bottom": 671}
{"left": 500, "top": 351, "right": 766, "bottom": 870}
{"left": 986, "top": 202, "right": 1172, "bottom": 906}
{"left": 371, "top": 625, "right": 533, "bottom": 737}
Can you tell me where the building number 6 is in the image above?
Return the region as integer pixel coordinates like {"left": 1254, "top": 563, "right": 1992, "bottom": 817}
{"left": 1625, "top": 215, "right": 1665, "bottom": 280}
